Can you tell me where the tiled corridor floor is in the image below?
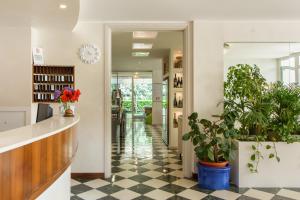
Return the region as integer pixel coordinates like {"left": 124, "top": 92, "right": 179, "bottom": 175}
{"left": 71, "top": 120, "right": 300, "bottom": 200}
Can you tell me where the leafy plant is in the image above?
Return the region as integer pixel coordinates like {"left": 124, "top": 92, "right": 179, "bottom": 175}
{"left": 267, "top": 82, "right": 300, "bottom": 143}
{"left": 224, "top": 64, "right": 270, "bottom": 139}
{"left": 182, "top": 112, "right": 237, "bottom": 163}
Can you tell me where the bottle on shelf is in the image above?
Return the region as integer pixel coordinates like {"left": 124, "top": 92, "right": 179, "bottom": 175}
{"left": 178, "top": 96, "right": 183, "bottom": 108}
{"left": 173, "top": 93, "right": 178, "bottom": 108}
{"left": 173, "top": 113, "right": 178, "bottom": 128}
{"left": 174, "top": 74, "right": 177, "bottom": 88}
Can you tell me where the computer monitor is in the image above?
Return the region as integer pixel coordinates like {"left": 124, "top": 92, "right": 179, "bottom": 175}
{"left": 36, "top": 103, "right": 53, "bottom": 123}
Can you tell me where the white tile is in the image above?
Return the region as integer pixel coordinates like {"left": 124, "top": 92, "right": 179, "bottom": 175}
{"left": 115, "top": 170, "right": 138, "bottom": 178}
{"left": 163, "top": 158, "right": 180, "bottom": 163}
{"left": 143, "top": 179, "right": 169, "bottom": 188}
{"left": 142, "top": 163, "right": 161, "bottom": 170}
{"left": 142, "top": 170, "right": 164, "bottom": 178}
{"left": 277, "top": 189, "right": 300, "bottom": 200}
{"left": 165, "top": 163, "right": 182, "bottom": 170}
{"left": 119, "top": 163, "right": 136, "bottom": 170}
{"left": 142, "top": 158, "right": 158, "bottom": 163}
{"left": 177, "top": 189, "right": 208, "bottom": 200}
{"left": 71, "top": 179, "right": 81, "bottom": 186}
{"left": 111, "top": 189, "right": 141, "bottom": 200}
{"left": 211, "top": 190, "right": 241, "bottom": 200}
{"left": 77, "top": 189, "right": 107, "bottom": 200}
{"left": 84, "top": 179, "right": 110, "bottom": 188}
{"left": 168, "top": 170, "right": 184, "bottom": 178}
{"left": 113, "top": 179, "right": 139, "bottom": 188}
{"left": 243, "top": 189, "right": 274, "bottom": 200}
{"left": 144, "top": 189, "right": 174, "bottom": 200}
{"left": 172, "top": 178, "right": 197, "bottom": 188}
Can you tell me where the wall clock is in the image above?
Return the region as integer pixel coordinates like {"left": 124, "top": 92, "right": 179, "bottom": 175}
{"left": 79, "top": 44, "right": 100, "bottom": 64}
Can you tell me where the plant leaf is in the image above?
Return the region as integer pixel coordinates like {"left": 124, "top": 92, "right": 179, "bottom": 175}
{"left": 269, "top": 153, "right": 274, "bottom": 159}
{"left": 251, "top": 154, "right": 256, "bottom": 161}
{"left": 265, "top": 145, "right": 271, "bottom": 149}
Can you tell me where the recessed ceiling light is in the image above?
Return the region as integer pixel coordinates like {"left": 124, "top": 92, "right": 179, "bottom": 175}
{"left": 132, "top": 52, "right": 150, "bottom": 57}
{"left": 59, "top": 4, "right": 67, "bottom": 9}
{"left": 133, "top": 43, "right": 153, "bottom": 50}
{"left": 133, "top": 31, "right": 158, "bottom": 39}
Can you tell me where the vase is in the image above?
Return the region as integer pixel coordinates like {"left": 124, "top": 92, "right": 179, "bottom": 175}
{"left": 62, "top": 102, "right": 75, "bottom": 117}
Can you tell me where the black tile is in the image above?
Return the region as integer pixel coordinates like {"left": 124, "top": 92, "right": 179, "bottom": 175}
{"left": 167, "top": 195, "right": 189, "bottom": 200}
{"left": 157, "top": 175, "right": 179, "bottom": 183}
{"left": 71, "top": 196, "right": 85, "bottom": 200}
{"left": 128, "top": 184, "right": 156, "bottom": 194}
{"left": 129, "top": 175, "right": 152, "bottom": 183}
{"left": 202, "top": 195, "right": 225, "bottom": 200}
{"left": 153, "top": 161, "right": 170, "bottom": 166}
{"left": 237, "top": 195, "right": 259, "bottom": 200}
{"left": 132, "top": 196, "right": 154, "bottom": 200}
{"left": 129, "top": 167, "right": 150, "bottom": 174}
{"left": 160, "top": 184, "right": 186, "bottom": 194}
{"left": 97, "top": 196, "right": 118, "bottom": 200}
{"left": 190, "top": 184, "right": 214, "bottom": 194}
{"left": 271, "top": 195, "right": 296, "bottom": 200}
{"left": 228, "top": 185, "right": 249, "bottom": 194}
{"left": 253, "top": 187, "right": 281, "bottom": 194}
{"left": 73, "top": 177, "right": 95, "bottom": 183}
{"left": 97, "top": 184, "right": 124, "bottom": 194}
{"left": 111, "top": 160, "right": 121, "bottom": 166}
{"left": 71, "top": 184, "right": 93, "bottom": 195}
{"left": 111, "top": 167, "right": 124, "bottom": 173}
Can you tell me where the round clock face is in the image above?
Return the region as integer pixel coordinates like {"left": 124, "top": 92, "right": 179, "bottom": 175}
{"left": 79, "top": 44, "right": 100, "bottom": 64}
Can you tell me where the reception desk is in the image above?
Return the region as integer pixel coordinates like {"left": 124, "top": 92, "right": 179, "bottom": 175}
{"left": 0, "top": 115, "right": 79, "bottom": 200}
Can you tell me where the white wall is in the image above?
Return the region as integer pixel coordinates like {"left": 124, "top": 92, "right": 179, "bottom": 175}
{"left": 224, "top": 58, "right": 278, "bottom": 83}
{"left": 31, "top": 22, "right": 105, "bottom": 173}
{"left": 0, "top": 27, "right": 32, "bottom": 125}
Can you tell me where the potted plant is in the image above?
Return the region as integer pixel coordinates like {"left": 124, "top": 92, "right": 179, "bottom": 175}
{"left": 182, "top": 112, "right": 237, "bottom": 190}
{"left": 54, "top": 87, "right": 81, "bottom": 117}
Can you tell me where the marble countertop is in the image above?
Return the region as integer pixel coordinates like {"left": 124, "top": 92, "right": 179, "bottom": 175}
{"left": 0, "top": 115, "right": 80, "bottom": 153}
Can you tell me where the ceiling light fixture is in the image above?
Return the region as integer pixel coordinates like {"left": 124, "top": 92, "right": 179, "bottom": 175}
{"left": 133, "top": 43, "right": 153, "bottom": 50}
{"left": 132, "top": 52, "right": 150, "bottom": 57}
{"left": 133, "top": 31, "right": 158, "bottom": 39}
{"left": 59, "top": 4, "right": 67, "bottom": 9}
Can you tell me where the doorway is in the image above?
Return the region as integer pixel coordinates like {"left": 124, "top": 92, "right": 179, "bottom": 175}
{"left": 104, "top": 23, "right": 193, "bottom": 179}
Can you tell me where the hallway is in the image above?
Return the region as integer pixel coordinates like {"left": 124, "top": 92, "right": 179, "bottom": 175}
{"left": 71, "top": 120, "right": 300, "bottom": 200}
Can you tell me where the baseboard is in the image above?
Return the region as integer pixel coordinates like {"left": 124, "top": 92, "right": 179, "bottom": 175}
{"left": 71, "top": 173, "right": 105, "bottom": 179}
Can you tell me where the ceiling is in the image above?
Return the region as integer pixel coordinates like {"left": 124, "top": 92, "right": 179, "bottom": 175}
{"left": 79, "top": 0, "right": 300, "bottom": 22}
{"left": 225, "top": 43, "right": 300, "bottom": 59}
{"left": 112, "top": 31, "right": 183, "bottom": 71}
{"left": 0, "top": 0, "right": 79, "bottom": 30}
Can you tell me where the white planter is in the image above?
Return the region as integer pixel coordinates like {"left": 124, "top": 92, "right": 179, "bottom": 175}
{"left": 231, "top": 140, "right": 300, "bottom": 187}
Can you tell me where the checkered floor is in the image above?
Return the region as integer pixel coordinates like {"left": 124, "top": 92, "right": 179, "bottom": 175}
{"left": 71, "top": 119, "right": 300, "bottom": 200}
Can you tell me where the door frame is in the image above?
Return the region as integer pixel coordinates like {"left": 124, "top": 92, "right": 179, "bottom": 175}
{"left": 104, "top": 22, "right": 194, "bottom": 178}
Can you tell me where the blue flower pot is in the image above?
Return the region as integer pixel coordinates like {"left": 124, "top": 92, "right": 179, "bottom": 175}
{"left": 197, "top": 163, "right": 231, "bottom": 190}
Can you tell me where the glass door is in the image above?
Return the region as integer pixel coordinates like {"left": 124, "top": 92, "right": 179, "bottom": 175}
{"left": 162, "top": 78, "right": 169, "bottom": 145}
{"left": 132, "top": 77, "right": 153, "bottom": 119}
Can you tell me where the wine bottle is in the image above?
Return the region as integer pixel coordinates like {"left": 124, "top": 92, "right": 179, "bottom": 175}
{"left": 180, "top": 77, "right": 183, "bottom": 88}
{"left": 174, "top": 74, "right": 177, "bottom": 88}
{"left": 173, "top": 93, "right": 177, "bottom": 107}
{"left": 173, "top": 113, "right": 178, "bottom": 128}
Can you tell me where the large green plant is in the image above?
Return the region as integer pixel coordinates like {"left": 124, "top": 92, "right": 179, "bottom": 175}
{"left": 268, "top": 82, "right": 300, "bottom": 142}
{"left": 182, "top": 113, "right": 237, "bottom": 163}
{"left": 224, "top": 64, "right": 271, "bottom": 139}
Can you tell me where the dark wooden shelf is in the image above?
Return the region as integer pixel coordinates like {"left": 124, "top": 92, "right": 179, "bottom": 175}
{"left": 33, "top": 65, "right": 75, "bottom": 103}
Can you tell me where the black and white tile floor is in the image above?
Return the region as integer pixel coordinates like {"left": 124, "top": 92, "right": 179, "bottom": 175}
{"left": 71, "top": 120, "right": 300, "bottom": 200}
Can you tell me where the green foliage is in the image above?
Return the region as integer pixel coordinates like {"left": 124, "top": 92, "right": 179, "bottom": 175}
{"left": 224, "top": 64, "right": 300, "bottom": 173}
{"left": 122, "top": 100, "right": 152, "bottom": 112}
{"left": 182, "top": 112, "right": 237, "bottom": 163}
{"left": 267, "top": 82, "right": 300, "bottom": 143}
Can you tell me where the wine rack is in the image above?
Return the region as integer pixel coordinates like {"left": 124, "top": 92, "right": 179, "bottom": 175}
{"left": 32, "top": 65, "right": 75, "bottom": 102}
